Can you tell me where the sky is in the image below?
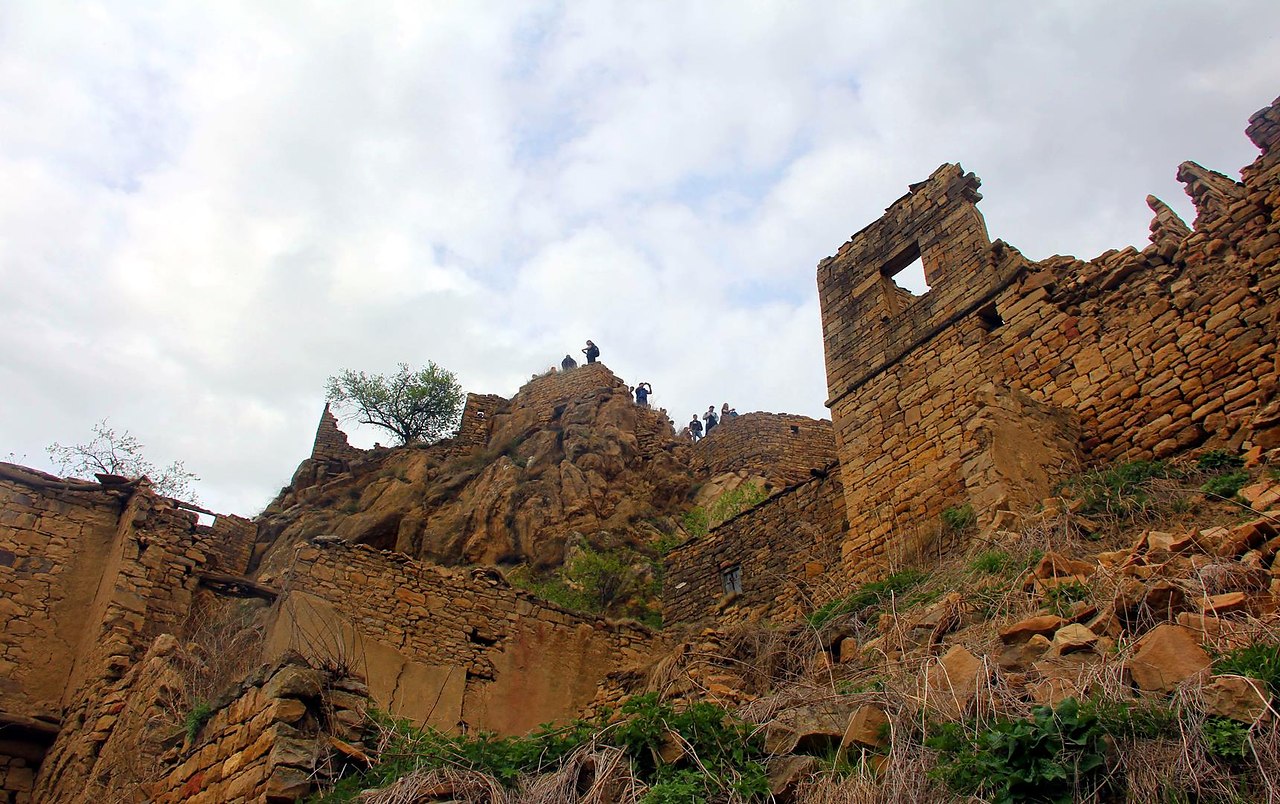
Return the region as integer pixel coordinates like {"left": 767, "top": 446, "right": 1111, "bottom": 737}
{"left": 1, "top": 2, "right": 1278, "bottom": 516}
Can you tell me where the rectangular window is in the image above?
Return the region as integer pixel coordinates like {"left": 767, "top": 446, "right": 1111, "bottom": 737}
{"left": 721, "top": 564, "right": 743, "bottom": 595}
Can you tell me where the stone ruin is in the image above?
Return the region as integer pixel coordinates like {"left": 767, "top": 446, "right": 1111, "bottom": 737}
{"left": 1, "top": 93, "right": 1278, "bottom": 802}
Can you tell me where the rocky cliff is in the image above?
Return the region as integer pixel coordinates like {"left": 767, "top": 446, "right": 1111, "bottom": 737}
{"left": 257, "top": 364, "right": 698, "bottom": 570}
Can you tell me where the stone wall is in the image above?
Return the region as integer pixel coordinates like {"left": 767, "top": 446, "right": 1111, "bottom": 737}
{"left": 0, "top": 752, "right": 36, "bottom": 804}
{"left": 262, "top": 540, "right": 658, "bottom": 736}
{"left": 690, "top": 412, "right": 835, "bottom": 489}
{"left": 310, "top": 403, "right": 363, "bottom": 463}
{"left": 663, "top": 466, "right": 847, "bottom": 625}
{"left": 32, "top": 633, "right": 368, "bottom": 804}
{"left": 0, "top": 466, "right": 261, "bottom": 801}
{"left": 512, "top": 362, "right": 627, "bottom": 423}
{"left": 455, "top": 392, "right": 508, "bottom": 454}
{"left": 818, "top": 95, "right": 1280, "bottom": 582}
{"left": 0, "top": 470, "right": 122, "bottom": 724}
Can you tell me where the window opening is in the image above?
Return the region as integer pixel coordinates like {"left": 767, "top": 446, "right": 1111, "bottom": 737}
{"left": 881, "top": 242, "right": 930, "bottom": 296}
{"left": 977, "top": 304, "right": 1004, "bottom": 331}
{"left": 790, "top": 425, "right": 800, "bottom": 434}
{"left": 721, "top": 564, "right": 743, "bottom": 595}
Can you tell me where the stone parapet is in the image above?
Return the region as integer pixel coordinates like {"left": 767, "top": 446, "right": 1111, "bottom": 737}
{"left": 690, "top": 412, "right": 835, "bottom": 488}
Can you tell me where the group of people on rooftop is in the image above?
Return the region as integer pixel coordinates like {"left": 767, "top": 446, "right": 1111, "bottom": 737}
{"left": 687, "top": 403, "right": 737, "bottom": 442}
{"left": 559, "top": 339, "right": 599, "bottom": 371}
{"left": 542, "top": 340, "right": 737, "bottom": 440}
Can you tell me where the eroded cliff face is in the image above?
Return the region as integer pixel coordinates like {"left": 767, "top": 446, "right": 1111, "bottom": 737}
{"left": 257, "top": 366, "right": 698, "bottom": 570}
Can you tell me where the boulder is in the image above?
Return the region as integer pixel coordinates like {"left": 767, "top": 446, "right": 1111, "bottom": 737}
{"left": 999, "top": 615, "right": 1066, "bottom": 644}
{"left": 1202, "top": 675, "right": 1271, "bottom": 724}
{"left": 842, "top": 705, "right": 890, "bottom": 750}
{"left": 1128, "top": 624, "right": 1211, "bottom": 693}
{"left": 1049, "top": 624, "right": 1098, "bottom": 656}
{"left": 924, "top": 646, "right": 985, "bottom": 719}
{"left": 997, "top": 634, "right": 1051, "bottom": 672}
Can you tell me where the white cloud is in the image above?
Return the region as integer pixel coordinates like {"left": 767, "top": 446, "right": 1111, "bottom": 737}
{"left": 1, "top": 1, "right": 1277, "bottom": 513}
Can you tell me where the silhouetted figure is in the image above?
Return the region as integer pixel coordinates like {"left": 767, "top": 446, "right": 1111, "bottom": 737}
{"left": 689, "top": 416, "right": 703, "bottom": 442}
{"left": 703, "top": 405, "right": 718, "bottom": 435}
{"left": 582, "top": 340, "right": 600, "bottom": 364}
{"left": 561, "top": 354, "right": 577, "bottom": 371}
{"left": 635, "top": 382, "right": 652, "bottom": 407}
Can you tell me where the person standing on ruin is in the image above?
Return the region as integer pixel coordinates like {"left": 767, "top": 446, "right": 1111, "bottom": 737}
{"left": 689, "top": 415, "right": 703, "bottom": 442}
{"left": 720, "top": 402, "right": 730, "bottom": 421}
{"left": 582, "top": 340, "right": 600, "bottom": 364}
{"left": 703, "top": 405, "right": 718, "bottom": 436}
{"left": 635, "top": 382, "right": 652, "bottom": 407}
{"left": 561, "top": 354, "right": 577, "bottom": 371}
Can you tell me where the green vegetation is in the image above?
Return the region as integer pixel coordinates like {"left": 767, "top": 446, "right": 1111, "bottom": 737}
{"left": 927, "top": 698, "right": 1111, "bottom": 804}
{"left": 1202, "top": 716, "right": 1250, "bottom": 761}
{"left": 1213, "top": 642, "right": 1280, "bottom": 696}
{"left": 680, "top": 482, "right": 770, "bottom": 538}
{"left": 1043, "top": 580, "right": 1091, "bottom": 617}
{"left": 1201, "top": 470, "right": 1250, "bottom": 501}
{"left": 326, "top": 361, "right": 464, "bottom": 445}
{"left": 940, "top": 504, "right": 976, "bottom": 534}
{"left": 807, "top": 569, "right": 926, "bottom": 628}
{"left": 509, "top": 545, "right": 642, "bottom": 616}
{"left": 1060, "top": 459, "right": 1173, "bottom": 519}
{"left": 1198, "top": 449, "right": 1245, "bottom": 472}
{"left": 183, "top": 699, "right": 214, "bottom": 743}
{"left": 311, "top": 694, "right": 768, "bottom": 803}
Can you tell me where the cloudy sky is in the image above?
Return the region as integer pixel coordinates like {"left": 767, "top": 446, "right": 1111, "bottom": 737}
{"left": 1, "top": 2, "right": 1277, "bottom": 515}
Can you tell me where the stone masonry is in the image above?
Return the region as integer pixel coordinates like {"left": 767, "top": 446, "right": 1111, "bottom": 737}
{"left": 690, "top": 412, "right": 836, "bottom": 490}
{"left": 664, "top": 465, "right": 847, "bottom": 625}
{"left": 260, "top": 540, "right": 658, "bottom": 736}
{"left": 818, "top": 95, "right": 1280, "bottom": 583}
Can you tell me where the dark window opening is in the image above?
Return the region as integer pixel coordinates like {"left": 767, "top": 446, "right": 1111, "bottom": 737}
{"left": 881, "top": 241, "right": 930, "bottom": 296}
{"left": 789, "top": 425, "right": 800, "bottom": 434}
{"left": 721, "top": 564, "right": 743, "bottom": 595}
{"left": 977, "top": 304, "right": 1004, "bottom": 331}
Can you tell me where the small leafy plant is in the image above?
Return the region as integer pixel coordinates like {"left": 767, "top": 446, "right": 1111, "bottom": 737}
{"left": 1200, "top": 470, "right": 1249, "bottom": 502}
{"left": 183, "top": 700, "right": 214, "bottom": 743}
{"left": 1197, "top": 449, "right": 1245, "bottom": 472}
{"left": 1202, "top": 716, "right": 1250, "bottom": 761}
{"left": 1061, "top": 459, "right": 1173, "bottom": 519}
{"left": 927, "top": 698, "right": 1112, "bottom": 804}
{"left": 1213, "top": 642, "right": 1280, "bottom": 696}
{"left": 1043, "top": 580, "right": 1091, "bottom": 618}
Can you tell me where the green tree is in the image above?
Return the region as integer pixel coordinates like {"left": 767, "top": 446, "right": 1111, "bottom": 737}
{"left": 325, "top": 362, "right": 464, "bottom": 445}
{"left": 47, "top": 419, "right": 200, "bottom": 502}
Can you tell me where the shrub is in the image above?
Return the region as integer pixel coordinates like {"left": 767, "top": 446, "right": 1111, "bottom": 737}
{"left": 927, "top": 698, "right": 1111, "bottom": 803}
{"left": 311, "top": 695, "right": 769, "bottom": 802}
{"left": 1213, "top": 642, "right": 1280, "bottom": 696}
{"left": 1201, "top": 716, "right": 1250, "bottom": 761}
{"left": 183, "top": 700, "right": 214, "bottom": 743}
{"left": 1198, "top": 449, "right": 1245, "bottom": 472}
{"left": 807, "top": 569, "right": 925, "bottom": 628}
{"left": 680, "top": 482, "right": 769, "bottom": 540}
{"left": 1201, "top": 470, "right": 1249, "bottom": 501}
{"left": 940, "top": 504, "right": 976, "bottom": 534}
{"left": 1061, "top": 459, "right": 1173, "bottom": 519}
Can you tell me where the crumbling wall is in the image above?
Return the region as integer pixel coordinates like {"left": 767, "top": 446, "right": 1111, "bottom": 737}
{"left": 690, "top": 413, "right": 836, "bottom": 489}
{"left": 663, "top": 467, "right": 847, "bottom": 625}
{"left": 33, "top": 634, "right": 369, "bottom": 804}
{"left": 310, "top": 403, "right": 363, "bottom": 463}
{"left": 0, "top": 472, "right": 122, "bottom": 723}
{"left": 819, "top": 96, "right": 1280, "bottom": 582}
{"left": 262, "top": 541, "right": 657, "bottom": 736}
{"left": 454, "top": 392, "right": 508, "bottom": 454}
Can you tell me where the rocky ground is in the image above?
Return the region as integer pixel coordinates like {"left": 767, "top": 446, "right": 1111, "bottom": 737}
{"left": 311, "top": 454, "right": 1280, "bottom": 803}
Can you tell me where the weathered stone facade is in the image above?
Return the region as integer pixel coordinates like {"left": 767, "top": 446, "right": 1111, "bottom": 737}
{"left": 818, "top": 95, "right": 1280, "bottom": 582}
{"left": 663, "top": 466, "right": 847, "bottom": 625}
{"left": 0, "top": 464, "right": 262, "bottom": 802}
{"left": 690, "top": 412, "right": 835, "bottom": 490}
{"left": 260, "top": 540, "right": 659, "bottom": 736}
